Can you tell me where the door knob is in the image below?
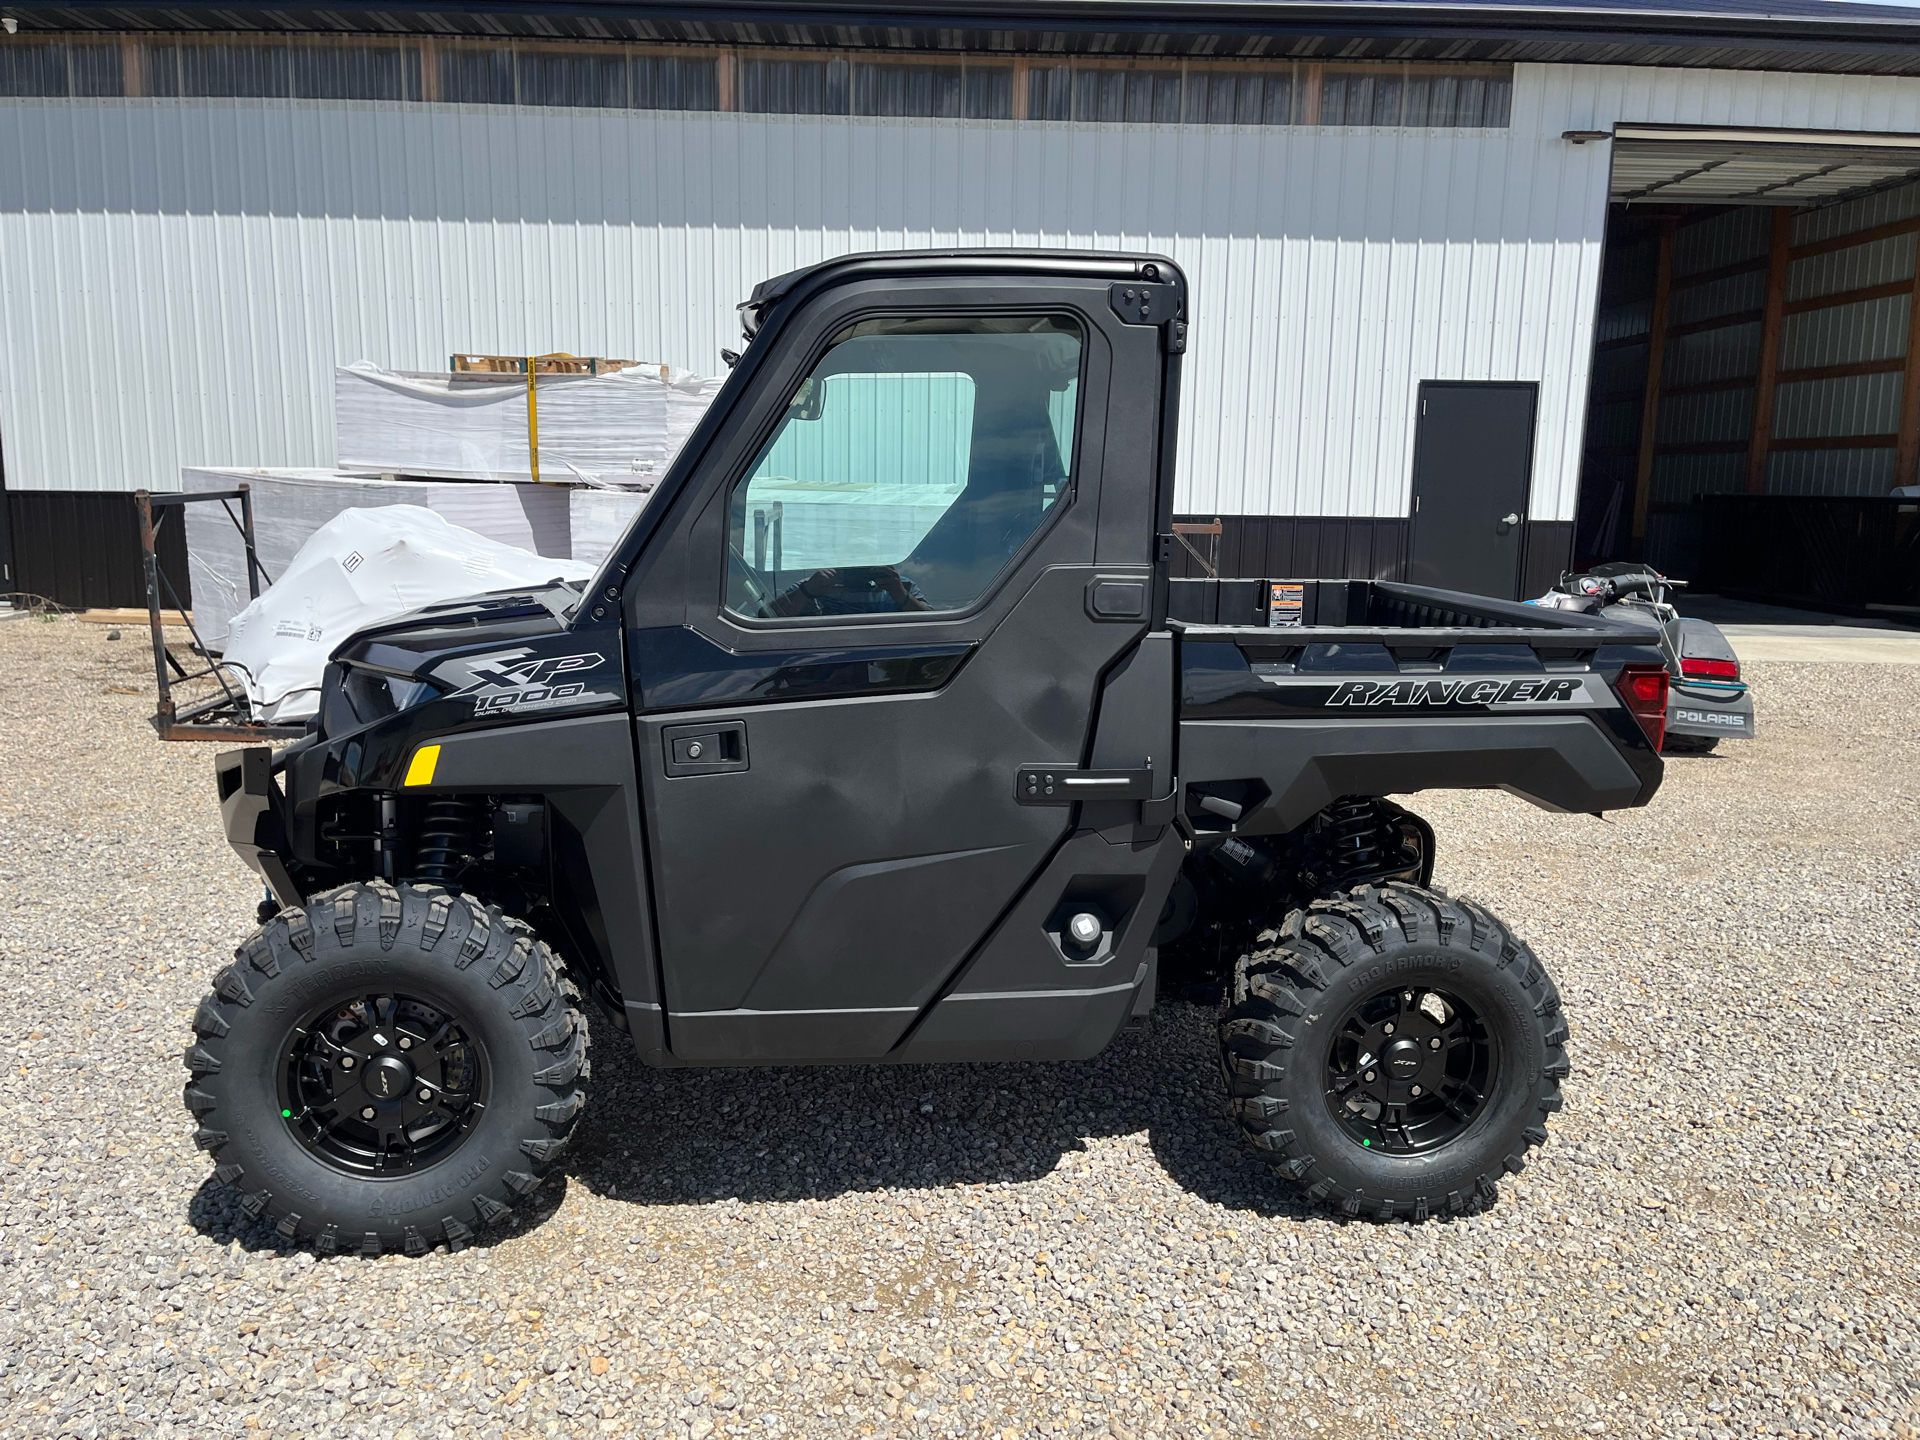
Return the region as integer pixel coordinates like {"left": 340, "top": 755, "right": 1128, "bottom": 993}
{"left": 1501, "top": 512, "right": 1521, "bottom": 526}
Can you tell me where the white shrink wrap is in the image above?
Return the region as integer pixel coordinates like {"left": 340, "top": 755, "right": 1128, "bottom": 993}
{"left": 221, "top": 506, "right": 592, "bottom": 724}
{"left": 568, "top": 487, "right": 655, "bottom": 569}
{"left": 665, "top": 371, "right": 726, "bottom": 459}
{"left": 333, "top": 361, "right": 722, "bottom": 485}
{"left": 182, "top": 468, "right": 571, "bottom": 650}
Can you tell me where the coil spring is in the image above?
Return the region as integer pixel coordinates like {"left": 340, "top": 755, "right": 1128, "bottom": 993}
{"left": 413, "top": 796, "right": 487, "bottom": 883}
{"left": 1325, "top": 796, "right": 1394, "bottom": 887}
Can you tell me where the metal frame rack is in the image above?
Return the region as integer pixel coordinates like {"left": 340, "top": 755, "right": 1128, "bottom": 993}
{"left": 134, "top": 485, "right": 306, "bottom": 742}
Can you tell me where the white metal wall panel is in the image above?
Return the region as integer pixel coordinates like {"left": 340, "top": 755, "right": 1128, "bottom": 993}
{"left": 6, "top": 60, "right": 1920, "bottom": 524}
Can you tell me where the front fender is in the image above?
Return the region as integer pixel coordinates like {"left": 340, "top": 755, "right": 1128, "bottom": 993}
{"left": 385, "top": 712, "right": 661, "bottom": 1023}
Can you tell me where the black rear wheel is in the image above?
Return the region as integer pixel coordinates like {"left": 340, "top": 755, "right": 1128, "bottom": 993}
{"left": 1323, "top": 982, "right": 1496, "bottom": 1154}
{"left": 1219, "top": 883, "right": 1566, "bottom": 1221}
{"left": 183, "top": 880, "right": 589, "bottom": 1255}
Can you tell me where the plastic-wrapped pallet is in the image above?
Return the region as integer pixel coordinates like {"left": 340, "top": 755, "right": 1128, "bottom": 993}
{"left": 335, "top": 361, "right": 722, "bottom": 485}
{"left": 221, "top": 506, "right": 594, "bottom": 723}
{"left": 665, "top": 371, "right": 727, "bottom": 459}
{"left": 332, "top": 367, "right": 532, "bottom": 480}
{"left": 183, "top": 467, "right": 572, "bottom": 650}
{"left": 568, "top": 488, "right": 656, "bottom": 569}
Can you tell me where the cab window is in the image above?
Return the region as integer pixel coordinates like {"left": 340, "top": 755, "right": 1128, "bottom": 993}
{"left": 726, "top": 315, "right": 1083, "bottom": 619}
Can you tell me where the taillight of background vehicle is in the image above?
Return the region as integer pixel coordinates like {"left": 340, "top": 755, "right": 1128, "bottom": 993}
{"left": 1680, "top": 657, "right": 1740, "bottom": 680}
{"left": 1615, "top": 664, "right": 1669, "bottom": 750}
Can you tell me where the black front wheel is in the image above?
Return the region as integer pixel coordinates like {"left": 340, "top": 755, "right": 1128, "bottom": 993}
{"left": 182, "top": 881, "right": 589, "bottom": 1255}
{"left": 1219, "top": 883, "right": 1566, "bottom": 1221}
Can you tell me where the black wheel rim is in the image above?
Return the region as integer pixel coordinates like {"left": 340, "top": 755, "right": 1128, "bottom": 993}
{"left": 277, "top": 989, "right": 490, "bottom": 1177}
{"left": 1323, "top": 984, "right": 1496, "bottom": 1155}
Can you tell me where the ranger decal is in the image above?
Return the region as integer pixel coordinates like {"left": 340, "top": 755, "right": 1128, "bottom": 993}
{"left": 1324, "top": 676, "right": 1589, "bottom": 708}
{"left": 1209, "top": 670, "right": 1620, "bottom": 717}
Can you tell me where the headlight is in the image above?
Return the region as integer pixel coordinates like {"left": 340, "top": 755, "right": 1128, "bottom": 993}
{"left": 384, "top": 677, "right": 442, "bottom": 710}
{"left": 331, "top": 665, "right": 445, "bottom": 729}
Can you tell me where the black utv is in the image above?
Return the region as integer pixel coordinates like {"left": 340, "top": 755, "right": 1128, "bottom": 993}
{"left": 187, "top": 251, "right": 1668, "bottom": 1255}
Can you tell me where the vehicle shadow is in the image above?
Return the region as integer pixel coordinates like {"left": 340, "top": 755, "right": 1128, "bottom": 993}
{"left": 187, "top": 999, "right": 1329, "bottom": 1255}
{"left": 563, "top": 999, "right": 1314, "bottom": 1221}
{"left": 187, "top": 1172, "right": 571, "bottom": 1255}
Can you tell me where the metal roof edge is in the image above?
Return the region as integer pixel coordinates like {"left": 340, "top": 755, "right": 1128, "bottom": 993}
{"left": 11, "top": 0, "right": 1920, "bottom": 75}
{"left": 17, "top": 0, "right": 1920, "bottom": 35}
{"left": 1615, "top": 122, "right": 1920, "bottom": 147}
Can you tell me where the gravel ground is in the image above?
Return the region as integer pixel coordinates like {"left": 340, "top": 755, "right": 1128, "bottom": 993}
{"left": 1, "top": 614, "right": 1916, "bottom": 1440}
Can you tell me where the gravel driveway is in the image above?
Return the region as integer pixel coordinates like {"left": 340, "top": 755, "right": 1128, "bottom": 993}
{"left": 1, "top": 616, "right": 1915, "bottom": 1440}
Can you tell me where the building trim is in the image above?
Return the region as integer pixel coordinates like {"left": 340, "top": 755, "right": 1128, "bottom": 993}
{"left": 15, "top": 2, "right": 1920, "bottom": 77}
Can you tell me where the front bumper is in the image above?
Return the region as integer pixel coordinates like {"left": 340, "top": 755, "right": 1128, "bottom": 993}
{"left": 1667, "top": 682, "right": 1755, "bottom": 742}
{"left": 216, "top": 747, "right": 304, "bottom": 909}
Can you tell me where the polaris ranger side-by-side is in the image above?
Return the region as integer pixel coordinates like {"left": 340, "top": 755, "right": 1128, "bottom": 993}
{"left": 187, "top": 252, "right": 1668, "bottom": 1254}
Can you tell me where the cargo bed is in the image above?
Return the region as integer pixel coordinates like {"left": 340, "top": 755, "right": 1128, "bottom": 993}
{"left": 1169, "top": 578, "right": 1667, "bottom": 831}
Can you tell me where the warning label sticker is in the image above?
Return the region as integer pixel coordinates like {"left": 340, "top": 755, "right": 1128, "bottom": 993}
{"left": 1267, "top": 583, "right": 1304, "bottom": 628}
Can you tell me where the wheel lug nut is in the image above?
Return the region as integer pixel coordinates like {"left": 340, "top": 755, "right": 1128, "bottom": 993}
{"left": 1429, "top": 1037, "right": 1441, "bottom": 1050}
{"left": 1382, "top": 1023, "right": 1395, "bottom": 1035}
{"left": 360, "top": 1106, "right": 376, "bottom": 1120}
{"left": 1365, "top": 1070, "right": 1377, "bottom": 1083}
{"left": 418, "top": 1089, "right": 432, "bottom": 1102}
{"left": 398, "top": 1037, "right": 413, "bottom": 1050}
{"left": 339, "top": 1057, "right": 354, "bottom": 1069}
{"left": 1410, "top": 1085, "right": 1423, "bottom": 1097}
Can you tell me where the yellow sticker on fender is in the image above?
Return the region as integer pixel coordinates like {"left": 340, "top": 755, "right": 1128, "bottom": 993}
{"left": 403, "top": 744, "right": 441, "bottom": 787}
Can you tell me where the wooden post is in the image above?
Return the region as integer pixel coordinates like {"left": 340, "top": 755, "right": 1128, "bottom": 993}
{"left": 1630, "top": 218, "right": 1677, "bottom": 553}
{"left": 1747, "top": 207, "right": 1793, "bottom": 494}
{"left": 417, "top": 37, "right": 440, "bottom": 102}
{"left": 1898, "top": 244, "right": 1920, "bottom": 491}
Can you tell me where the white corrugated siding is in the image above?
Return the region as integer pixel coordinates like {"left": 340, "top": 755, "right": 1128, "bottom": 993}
{"left": 6, "top": 62, "right": 1920, "bottom": 520}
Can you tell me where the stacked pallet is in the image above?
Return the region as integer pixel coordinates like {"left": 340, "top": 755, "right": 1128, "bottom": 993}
{"left": 333, "top": 360, "right": 724, "bottom": 488}
{"left": 182, "top": 353, "right": 726, "bottom": 651}
{"left": 449, "top": 352, "right": 646, "bottom": 375}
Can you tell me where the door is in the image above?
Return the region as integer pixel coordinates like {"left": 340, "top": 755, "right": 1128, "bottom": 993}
{"left": 1406, "top": 381, "right": 1538, "bottom": 598}
{"left": 623, "top": 267, "right": 1171, "bottom": 1063}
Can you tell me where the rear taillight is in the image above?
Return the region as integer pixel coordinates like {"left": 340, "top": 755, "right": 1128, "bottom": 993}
{"left": 1681, "top": 657, "right": 1740, "bottom": 680}
{"left": 1615, "top": 664, "right": 1669, "bottom": 750}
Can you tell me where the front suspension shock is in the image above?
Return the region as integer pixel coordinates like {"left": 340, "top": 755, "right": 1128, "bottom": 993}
{"left": 412, "top": 796, "right": 488, "bottom": 883}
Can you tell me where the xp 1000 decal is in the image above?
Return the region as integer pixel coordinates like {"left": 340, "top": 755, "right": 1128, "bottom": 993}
{"left": 438, "top": 647, "right": 623, "bottom": 716}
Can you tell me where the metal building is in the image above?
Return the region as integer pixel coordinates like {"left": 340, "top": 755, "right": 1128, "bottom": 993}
{"left": 4, "top": 1, "right": 1920, "bottom": 613}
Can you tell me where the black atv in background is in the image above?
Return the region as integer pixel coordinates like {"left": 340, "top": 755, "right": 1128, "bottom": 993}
{"left": 185, "top": 250, "right": 1670, "bottom": 1254}
{"left": 1532, "top": 563, "right": 1753, "bottom": 754}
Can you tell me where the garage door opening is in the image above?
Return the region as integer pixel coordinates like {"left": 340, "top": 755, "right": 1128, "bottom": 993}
{"left": 1574, "top": 124, "right": 1920, "bottom": 616}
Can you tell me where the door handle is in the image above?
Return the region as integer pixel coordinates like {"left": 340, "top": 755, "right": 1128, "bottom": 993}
{"left": 1501, "top": 512, "right": 1521, "bottom": 527}
{"left": 662, "top": 720, "right": 749, "bottom": 776}
{"left": 1015, "top": 766, "right": 1153, "bottom": 804}
{"left": 1014, "top": 765, "right": 1179, "bottom": 824}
